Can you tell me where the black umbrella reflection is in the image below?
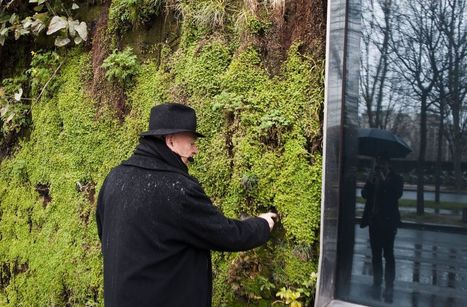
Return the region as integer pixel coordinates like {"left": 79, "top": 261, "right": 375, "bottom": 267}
{"left": 358, "top": 128, "right": 412, "bottom": 158}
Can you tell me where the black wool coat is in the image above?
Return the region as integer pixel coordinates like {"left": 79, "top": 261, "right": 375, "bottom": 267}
{"left": 96, "top": 146, "right": 270, "bottom": 307}
{"left": 361, "top": 170, "right": 403, "bottom": 230}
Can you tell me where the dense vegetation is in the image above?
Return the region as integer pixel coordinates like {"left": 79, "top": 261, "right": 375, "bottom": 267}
{"left": 0, "top": 0, "right": 325, "bottom": 305}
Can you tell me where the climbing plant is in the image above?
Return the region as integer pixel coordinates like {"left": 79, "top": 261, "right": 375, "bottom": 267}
{"left": 0, "top": 0, "right": 88, "bottom": 47}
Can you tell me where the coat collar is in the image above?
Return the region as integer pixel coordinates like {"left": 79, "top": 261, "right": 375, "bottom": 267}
{"left": 122, "top": 155, "right": 198, "bottom": 183}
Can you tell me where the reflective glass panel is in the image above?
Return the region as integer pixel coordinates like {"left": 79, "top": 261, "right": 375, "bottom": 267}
{"left": 336, "top": 0, "right": 467, "bottom": 306}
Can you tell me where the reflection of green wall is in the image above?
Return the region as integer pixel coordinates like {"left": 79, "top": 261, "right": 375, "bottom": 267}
{"left": 0, "top": 2, "right": 324, "bottom": 305}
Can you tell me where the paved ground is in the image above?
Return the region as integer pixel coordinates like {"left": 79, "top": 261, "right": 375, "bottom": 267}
{"left": 346, "top": 226, "right": 467, "bottom": 307}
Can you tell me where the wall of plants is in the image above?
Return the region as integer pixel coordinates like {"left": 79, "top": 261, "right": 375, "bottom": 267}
{"left": 0, "top": 0, "right": 325, "bottom": 305}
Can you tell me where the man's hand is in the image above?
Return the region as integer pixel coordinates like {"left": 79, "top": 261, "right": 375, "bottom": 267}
{"left": 258, "top": 212, "right": 278, "bottom": 231}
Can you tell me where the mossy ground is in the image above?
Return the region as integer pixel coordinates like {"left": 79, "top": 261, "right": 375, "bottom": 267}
{"left": 0, "top": 1, "right": 324, "bottom": 305}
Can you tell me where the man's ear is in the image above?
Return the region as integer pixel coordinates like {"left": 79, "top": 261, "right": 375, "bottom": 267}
{"left": 165, "top": 135, "right": 174, "bottom": 150}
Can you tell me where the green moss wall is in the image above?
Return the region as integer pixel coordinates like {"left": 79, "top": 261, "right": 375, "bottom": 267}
{"left": 0, "top": 1, "right": 324, "bottom": 305}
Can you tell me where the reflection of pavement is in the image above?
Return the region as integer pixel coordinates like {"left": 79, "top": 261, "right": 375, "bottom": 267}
{"left": 348, "top": 226, "right": 467, "bottom": 307}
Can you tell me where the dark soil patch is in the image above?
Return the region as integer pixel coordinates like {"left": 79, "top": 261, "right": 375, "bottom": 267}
{"left": 76, "top": 181, "right": 96, "bottom": 205}
{"left": 0, "top": 260, "right": 29, "bottom": 291}
{"left": 259, "top": 0, "right": 327, "bottom": 75}
{"left": 88, "top": 3, "right": 128, "bottom": 122}
{"left": 76, "top": 181, "right": 96, "bottom": 225}
{"left": 35, "top": 183, "right": 52, "bottom": 208}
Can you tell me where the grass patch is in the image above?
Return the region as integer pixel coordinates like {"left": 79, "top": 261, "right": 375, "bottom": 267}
{"left": 356, "top": 196, "right": 467, "bottom": 210}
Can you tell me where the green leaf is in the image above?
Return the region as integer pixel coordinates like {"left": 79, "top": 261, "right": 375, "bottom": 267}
{"left": 73, "top": 35, "right": 82, "bottom": 44}
{"left": 74, "top": 21, "right": 87, "bottom": 41}
{"left": 0, "top": 14, "right": 11, "bottom": 23}
{"left": 9, "top": 13, "right": 17, "bottom": 24}
{"left": 72, "top": 3, "right": 79, "bottom": 10}
{"left": 31, "top": 20, "right": 45, "bottom": 35}
{"left": 0, "top": 27, "right": 9, "bottom": 36}
{"left": 5, "top": 112, "right": 15, "bottom": 123}
{"left": 14, "top": 88, "right": 23, "bottom": 101}
{"left": 33, "top": 12, "right": 49, "bottom": 22}
{"left": 33, "top": 5, "right": 44, "bottom": 12}
{"left": 0, "top": 105, "right": 9, "bottom": 117}
{"left": 22, "top": 17, "right": 33, "bottom": 29}
{"left": 14, "top": 27, "right": 30, "bottom": 40}
{"left": 46, "top": 16, "right": 67, "bottom": 35}
{"left": 54, "top": 36, "right": 70, "bottom": 47}
{"left": 68, "top": 18, "right": 79, "bottom": 37}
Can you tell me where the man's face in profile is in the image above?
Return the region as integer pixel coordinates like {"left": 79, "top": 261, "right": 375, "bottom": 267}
{"left": 166, "top": 132, "right": 199, "bottom": 165}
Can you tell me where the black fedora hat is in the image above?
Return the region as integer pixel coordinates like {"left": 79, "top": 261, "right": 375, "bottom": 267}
{"left": 140, "top": 103, "right": 205, "bottom": 137}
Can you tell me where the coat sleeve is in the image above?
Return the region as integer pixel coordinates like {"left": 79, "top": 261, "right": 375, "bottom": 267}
{"left": 177, "top": 183, "right": 271, "bottom": 252}
{"left": 96, "top": 177, "right": 109, "bottom": 242}
{"left": 386, "top": 174, "right": 403, "bottom": 200}
{"left": 360, "top": 182, "right": 373, "bottom": 226}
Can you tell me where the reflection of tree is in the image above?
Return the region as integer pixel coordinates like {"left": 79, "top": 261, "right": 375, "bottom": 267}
{"left": 429, "top": 84, "right": 448, "bottom": 204}
{"left": 436, "top": 0, "right": 467, "bottom": 191}
{"left": 390, "top": 0, "right": 438, "bottom": 215}
{"left": 360, "top": 0, "right": 391, "bottom": 128}
{"left": 360, "top": 0, "right": 405, "bottom": 129}
{"left": 359, "top": 0, "right": 467, "bottom": 214}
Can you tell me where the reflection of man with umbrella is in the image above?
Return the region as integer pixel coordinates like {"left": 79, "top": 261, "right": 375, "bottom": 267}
{"left": 358, "top": 128, "right": 410, "bottom": 302}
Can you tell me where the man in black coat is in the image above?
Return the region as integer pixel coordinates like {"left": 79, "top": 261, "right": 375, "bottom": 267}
{"left": 96, "top": 103, "right": 277, "bottom": 307}
{"left": 361, "top": 156, "right": 403, "bottom": 302}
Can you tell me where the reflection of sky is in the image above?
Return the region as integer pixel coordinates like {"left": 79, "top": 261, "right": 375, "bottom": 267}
{"left": 358, "top": 0, "right": 467, "bottom": 125}
{"left": 359, "top": 0, "right": 419, "bottom": 118}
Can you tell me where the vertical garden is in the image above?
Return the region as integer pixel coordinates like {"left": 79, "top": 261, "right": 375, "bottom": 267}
{"left": 0, "top": 0, "right": 325, "bottom": 305}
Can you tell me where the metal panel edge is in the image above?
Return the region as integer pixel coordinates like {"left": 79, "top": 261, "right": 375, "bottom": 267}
{"left": 315, "top": 0, "right": 348, "bottom": 305}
